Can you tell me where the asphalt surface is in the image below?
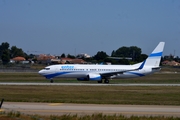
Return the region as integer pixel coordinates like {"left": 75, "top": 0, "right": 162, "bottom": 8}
{"left": 1, "top": 83, "right": 180, "bottom": 86}
{"left": 1, "top": 102, "right": 180, "bottom": 117}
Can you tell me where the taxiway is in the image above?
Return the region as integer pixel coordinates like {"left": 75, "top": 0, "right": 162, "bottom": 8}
{"left": 0, "top": 83, "right": 180, "bottom": 86}
{"left": 1, "top": 102, "right": 180, "bottom": 117}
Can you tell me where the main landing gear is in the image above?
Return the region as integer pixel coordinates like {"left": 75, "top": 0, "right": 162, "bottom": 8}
{"left": 97, "top": 79, "right": 109, "bottom": 84}
{"left": 50, "top": 79, "right": 54, "bottom": 83}
{"left": 104, "top": 79, "right": 109, "bottom": 84}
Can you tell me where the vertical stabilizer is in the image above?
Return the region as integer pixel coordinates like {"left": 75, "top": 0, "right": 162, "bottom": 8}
{"left": 140, "top": 42, "right": 165, "bottom": 68}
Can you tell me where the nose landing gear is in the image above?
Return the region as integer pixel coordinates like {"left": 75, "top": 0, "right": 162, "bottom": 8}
{"left": 104, "top": 79, "right": 109, "bottom": 84}
{"left": 50, "top": 79, "right": 54, "bottom": 83}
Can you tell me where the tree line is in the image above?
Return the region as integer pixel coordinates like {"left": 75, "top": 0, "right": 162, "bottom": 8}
{"left": 0, "top": 42, "right": 28, "bottom": 65}
{"left": 0, "top": 42, "right": 179, "bottom": 65}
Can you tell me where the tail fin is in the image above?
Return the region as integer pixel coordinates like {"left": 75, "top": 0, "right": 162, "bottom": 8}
{"left": 139, "top": 42, "right": 165, "bottom": 69}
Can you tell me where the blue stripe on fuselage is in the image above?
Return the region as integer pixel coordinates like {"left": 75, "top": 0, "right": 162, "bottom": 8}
{"left": 138, "top": 60, "right": 146, "bottom": 69}
{"left": 126, "top": 72, "right": 145, "bottom": 77}
{"left": 44, "top": 72, "right": 72, "bottom": 79}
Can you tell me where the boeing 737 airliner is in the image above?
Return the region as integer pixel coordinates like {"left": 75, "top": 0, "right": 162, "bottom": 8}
{"left": 39, "top": 42, "right": 165, "bottom": 83}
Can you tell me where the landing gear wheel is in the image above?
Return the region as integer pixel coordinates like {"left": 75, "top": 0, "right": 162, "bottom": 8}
{"left": 98, "top": 80, "right": 103, "bottom": 83}
{"left": 50, "top": 79, "right": 54, "bottom": 83}
{"left": 104, "top": 79, "right": 109, "bottom": 84}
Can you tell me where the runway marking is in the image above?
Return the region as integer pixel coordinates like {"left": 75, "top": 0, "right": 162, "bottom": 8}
{"left": 48, "top": 103, "right": 63, "bottom": 106}
{"left": 0, "top": 109, "right": 4, "bottom": 112}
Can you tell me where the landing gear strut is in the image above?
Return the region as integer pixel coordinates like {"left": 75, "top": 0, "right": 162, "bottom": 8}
{"left": 50, "top": 79, "right": 54, "bottom": 83}
{"left": 97, "top": 80, "right": 103, "bottom": 83}
{"left": 104, "top": 79, "right": 109, "bottom": 84}
{"left": 97, "top": 78, "right": 109, "bottom": 84}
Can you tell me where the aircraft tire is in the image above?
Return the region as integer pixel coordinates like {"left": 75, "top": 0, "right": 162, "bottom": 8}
{"left": 50, "top": 79, "right": 54, "bottom": 83}
{"left": 104, "top": 79, "right": 109, "bottom": 84}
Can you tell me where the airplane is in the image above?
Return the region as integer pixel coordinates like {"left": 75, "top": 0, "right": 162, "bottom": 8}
{"left": 38, "top": 42, "right": 165, "bottom": 83}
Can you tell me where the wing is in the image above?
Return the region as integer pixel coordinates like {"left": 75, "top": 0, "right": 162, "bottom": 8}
{"left": 100, "top": 68, "right": 139, "bottom": 78}
{"left": 99, "top": 60, "right": 146, "bottom": 78}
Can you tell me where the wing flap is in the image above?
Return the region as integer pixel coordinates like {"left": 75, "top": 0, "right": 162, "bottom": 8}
{"left": 100, "top": 68, "right": 139, "bottom": 78}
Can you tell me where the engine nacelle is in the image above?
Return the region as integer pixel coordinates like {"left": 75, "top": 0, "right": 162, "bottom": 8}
{"left": 88, "top": 73, "right": 102, "bottom": 81}
{"left": 77, "top": 78, "right": 88, "bottom": 81}
{"left": 77, "top": 73, "right": 102, "bottom": 81}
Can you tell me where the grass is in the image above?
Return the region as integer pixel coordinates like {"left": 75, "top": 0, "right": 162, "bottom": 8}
{"left": 0, "top": 72, "right": 180, "bottom": 84}
{"left": 0, "top": 69, "right": 180, "bottom": 119}
{"left": 0, "top": 85, "right": 180, "bottom": 105}
{"left": 0, "top": 71, "right": 180, "bottom": 105}
{"left": 1, "top": 111, "right": 180, "bottom": 120}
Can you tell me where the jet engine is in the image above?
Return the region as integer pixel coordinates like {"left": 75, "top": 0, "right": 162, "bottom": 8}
{"left": 77, "top": 73, "right": 102, "bottom": 81}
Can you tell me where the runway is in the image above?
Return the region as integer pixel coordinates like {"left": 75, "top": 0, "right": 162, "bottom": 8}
{"left": 1, "top": 102, "right": 180, "bottom": 117}
{"left": 1, "top": 82, "right": 180, "bottom": 86}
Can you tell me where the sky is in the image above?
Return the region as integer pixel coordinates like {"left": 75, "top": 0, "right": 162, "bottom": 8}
{"left": 0, "top": 0, "right": 180, "bottom": 57}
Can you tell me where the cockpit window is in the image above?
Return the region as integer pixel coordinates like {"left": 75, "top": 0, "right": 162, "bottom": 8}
{"left": 44, "top": 68, "right": 50, "bottom": 70}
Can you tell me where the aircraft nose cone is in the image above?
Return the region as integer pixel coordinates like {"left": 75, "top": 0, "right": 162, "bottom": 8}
{"left": 38, "top": 70, "right": 43, "bottom": 75}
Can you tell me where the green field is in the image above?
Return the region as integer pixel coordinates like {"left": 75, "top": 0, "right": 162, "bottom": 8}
{"left": 0, "top": 72, "right": 180, "bottom": 84}
{"left": 1, "top": 85, "right": 180, "bottom": 105}
{"left": 1, "top": 111, "right": 179, "bottom": 120}
{"left": 1, "top": 72, "right": 180, "bottom": 119}
{"left": 0, "top": 72, "right": 180, "bottom": 105}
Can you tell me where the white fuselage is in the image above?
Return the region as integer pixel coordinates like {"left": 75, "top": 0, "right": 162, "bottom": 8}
{"left": 38, "top": 64, "right": 159, "bottom": 80}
